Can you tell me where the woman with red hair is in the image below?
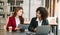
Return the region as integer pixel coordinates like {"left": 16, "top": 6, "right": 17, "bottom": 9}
{"left": 6, "top": 7, "right": 24, "bottom": 32}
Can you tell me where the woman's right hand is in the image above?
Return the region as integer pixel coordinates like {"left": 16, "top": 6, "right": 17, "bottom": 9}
{"left": 4, "top": 25, "right": 7, "bottom": 31}
{"left": 34, "top": 28, "right": 37, "bottom": 32}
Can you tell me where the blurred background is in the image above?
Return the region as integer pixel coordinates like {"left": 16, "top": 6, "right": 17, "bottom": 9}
{"left": 0, "top": 0, "right": 60, "bottom": 35}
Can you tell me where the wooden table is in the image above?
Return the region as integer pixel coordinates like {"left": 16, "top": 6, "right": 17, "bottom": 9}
{"left": 0, "top": 30, "right": 53, "bottom": 35}
{"left": 3, "top": 21, "right": 58, "bottom": 35}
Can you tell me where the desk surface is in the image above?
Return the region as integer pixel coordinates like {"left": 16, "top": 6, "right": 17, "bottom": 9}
{"left": 0, "top": 30, "right": 36, "bottom": 35}
{"left": 0, "top": 30, "right": 52, "bottom": 35}
{"left": 0, "top": 31, "right": 26, "bottom": 35}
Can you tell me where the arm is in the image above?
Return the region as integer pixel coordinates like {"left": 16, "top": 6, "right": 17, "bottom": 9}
{"left": 6, "top": 17, "right": 12, "bottom": 31}
{"left": 28, "top": 18, "right": 35, "bottom": 32}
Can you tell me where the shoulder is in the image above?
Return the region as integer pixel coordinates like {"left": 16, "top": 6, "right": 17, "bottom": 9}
{"left": 9, "top": 16, "right": 15, "bottom": 19}
{"left": 31, "top": 17, "right": 37, "bottom": 21}
{"left": 42, "top": 19, "right": 49, "bottom": 25}
{"left": 44, "top": 19, "right": 49, "bottom": 24}
{"left": 43, "top": 19, "right": 49, "bottom": 23}
{"left": 44, "top": 19, "right": 49, "bottom": 22}
{"left": 43, "top": 19, "right": 48, "bottom": 21}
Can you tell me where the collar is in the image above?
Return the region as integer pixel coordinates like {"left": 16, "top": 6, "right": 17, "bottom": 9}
{"left": 36, "top": 18, "right": 43, "bottom": 22}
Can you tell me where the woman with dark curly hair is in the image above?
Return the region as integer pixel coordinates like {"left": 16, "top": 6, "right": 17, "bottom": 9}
{"left": 28, "top": 7, "right": 49, "bottom": 34}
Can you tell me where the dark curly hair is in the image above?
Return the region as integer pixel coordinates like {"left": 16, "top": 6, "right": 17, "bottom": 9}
{"left": 36, "top": 7, "right": 48, "bottom": 20}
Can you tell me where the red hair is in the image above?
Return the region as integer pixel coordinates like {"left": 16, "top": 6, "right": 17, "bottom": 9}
{"left": 13, "top": 7, "right": 24, "bottom": 24}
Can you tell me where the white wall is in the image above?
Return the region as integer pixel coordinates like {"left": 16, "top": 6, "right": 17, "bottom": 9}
{"left": 23, "top": 0, "right": 45, "bottom": 21}
{"left": 30, "top": 0, "right": 41, "bottom": 20}
{"left": 23, "top": 0, "right": 29, "bottom": 21}
{"left": 55, "top": 1, "right": 60, "bottom": 29}
{"left": 58, "top": 2, "right": 60, "bottom": 29}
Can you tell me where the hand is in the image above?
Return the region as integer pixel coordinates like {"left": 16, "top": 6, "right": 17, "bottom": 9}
{"left": 15, "top": 26, "right": 21, "bottom": 30}
{"left": 4, "top": 25, "right": 7, "bottom": 31}
{"left": 4, "top": 29, "right": 7, "bottom": 32}
{"left": 34, "top": 28, "right": 37, "bottom": 32}
{"left": 15, "top": 27, "right": 19, "bottom": 30}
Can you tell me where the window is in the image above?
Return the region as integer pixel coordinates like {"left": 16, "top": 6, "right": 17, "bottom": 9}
{"left": 8, "top": 0, "right": 23, "bottom": 12}
{"left": 8, "top": 0, "right": 15, "bottom": 5}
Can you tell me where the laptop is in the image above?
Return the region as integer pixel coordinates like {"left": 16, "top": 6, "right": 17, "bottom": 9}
{"left": 36, "top": 25, "right": 50, "bottom": 34}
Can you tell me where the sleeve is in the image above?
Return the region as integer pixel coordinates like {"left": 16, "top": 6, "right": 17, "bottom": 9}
{"left": 6, "top": 17, "right": 12, "bottom": 31}
{"left": 28, "top": 18, "right": 35, "bottom": 32}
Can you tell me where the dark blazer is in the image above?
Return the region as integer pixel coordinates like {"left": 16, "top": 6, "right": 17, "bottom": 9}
{"left": 28, "top": 17, "right": 49, "bottom": 32}
{"left": 6, "top": 16, "right": 16, "bottom": 31}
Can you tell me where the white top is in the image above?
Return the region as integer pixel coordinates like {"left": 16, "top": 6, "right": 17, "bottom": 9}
{"left": 15, "top": 17, "right": 20, "bottom": 26}
{"left": 36, "top": 18, "right": 42, "bottom": 26}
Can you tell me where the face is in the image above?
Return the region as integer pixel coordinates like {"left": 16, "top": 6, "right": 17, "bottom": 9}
{"left": 16, "top": 9, "right": 23, "bottom": 16}
{"left": 36, "top": 11, "right": 41, "bottom": 18}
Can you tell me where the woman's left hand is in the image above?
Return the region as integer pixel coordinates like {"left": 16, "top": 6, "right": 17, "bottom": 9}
{"left": 15, "top": 27, "right": 19, "bottom": 30}
{"left": 15, "top": 26, "right": 22, "bottom": 30}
